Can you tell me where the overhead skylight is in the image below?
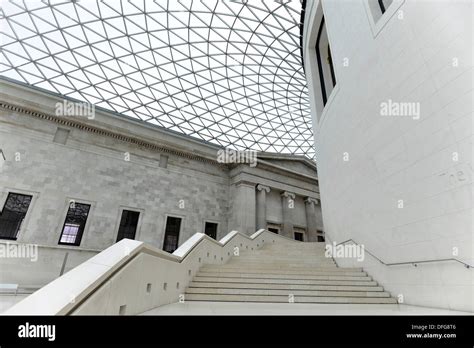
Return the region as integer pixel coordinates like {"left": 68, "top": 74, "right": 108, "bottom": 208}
{"left": 0, "top": 0, "right": 314, "bottom": 158}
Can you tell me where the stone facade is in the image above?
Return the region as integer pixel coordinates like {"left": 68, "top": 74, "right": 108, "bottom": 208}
{"left": 0, "top": 79, "right": 322, "bottom": 286}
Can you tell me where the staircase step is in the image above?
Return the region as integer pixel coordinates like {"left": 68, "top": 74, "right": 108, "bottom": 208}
{"left": 181, "top": 242, "right": 397, "bottom": 306}
{"left": 200, "top": 267, "right": 366, "bottom": 276}
{"left": 259, "top": 249, "right": 327, "bottom": 253}
{"left": 240, "top": 249, "right": 326, "bottom": 253}
{"left": 184, "top": 294, "right": 398, "bottom": 304}
{"left": 206, "top": 263, "right": 340, "bottom": 271}
{"left": 230, "top": 257, "right": 334, "bottom": 262}
{"left": 262, "top": 242, "right": 326, "bottom": 247}
{"left": 189, "top": 281, "right": 384, "bottom": 292}
{"left": 237, "top": 255, "right": 328, "bottom": 260}
{"left": 194, "top": 276, "right": 378, "bottom": 286}
{"left": 256, "top": 250, "right": 327, "bottom": 255}
{"left": 185, "top": 288, "right": 390, "bottom": 297}
{"left": 228, "top": 261, "right": 337, "bottom": 267}
{"left": 260, "top": 247, "right": 327, "bottom": 252}
{"left": 196, "top": 272, "right": 372, "bottom": 281}
{"left": 238, "top": 251, "right": 328, "bottom": 256}
{"left": 231, "top": 255, "right": 334, "bottom": 259}
{"left": 202, "top": 265, "right": 362, "bottom": 272}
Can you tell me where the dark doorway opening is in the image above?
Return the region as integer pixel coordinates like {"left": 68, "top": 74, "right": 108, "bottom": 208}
{"left": 116, "top": 210, "right": 140, "bottom": 242}
{"left": 268, "top": 228, "right": 279, "bottom": 234}
{"left": 204, "top": 222, "right": 218, "bottom": 239}
{"left": 294, "top": 232, "right": 304, "bottom": 241}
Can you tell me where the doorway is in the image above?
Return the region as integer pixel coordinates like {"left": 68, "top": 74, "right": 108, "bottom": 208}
{"left": 204, "top": 222, "right": 218, "bottom": 239}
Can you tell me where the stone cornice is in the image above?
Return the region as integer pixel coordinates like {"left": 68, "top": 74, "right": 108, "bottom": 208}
{"left": 257, "top": 159, "right": 318, "bottom": 184}
{"left": 229, "top": 161, "right": 318, "bottom": 186}
{"left": 257, "top": 152, "right": 317, "bottom": 171}
{"left": 234, "top": 180, "right": 256, "bottom": 188}
{"left": 0, "top": 79, "right": 318, "bottom": 175}
{"left": 0, "top": 101, "right": 229, "bottom": 168}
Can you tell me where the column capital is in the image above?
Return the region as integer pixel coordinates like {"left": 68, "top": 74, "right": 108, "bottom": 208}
{"left": 304, "top": 197, "right": 319, "bottom": 205}
{"left": 256, "top": 184, "right": 270, "bottom": 193}
{"left": 281, "top": 191, "right": 295, "bottom": 199}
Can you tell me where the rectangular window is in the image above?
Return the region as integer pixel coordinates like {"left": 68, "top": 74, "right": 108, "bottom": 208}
{"left": 268, "top": 228, "right": 279, "bottom": 234}
{"left": 0, "top": 193, "right": 33, "bottom": 240}
{"left": 294, "top": 231, "right": 304, "bottom": 241}
{"left": 116, "top": 210, "right": 140, "bottom": 242}
{"left": 317, "top": 229, "right": 325, "bottom": 242}
{"left": 163, "top": 216, "right": 181, "bottom": 253}
{"left": 59, "top": 202, "right": 91, "bottom": 246}
{"left": 204, "top": 222, "right": 218, "bottom": 239}
{"left": 315, "top": 17, "right": 336, "bottom": 106}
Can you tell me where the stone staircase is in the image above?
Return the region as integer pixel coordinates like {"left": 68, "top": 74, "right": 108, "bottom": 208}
{"left": 185, "top": 241, "right": 397, "bottom": 304}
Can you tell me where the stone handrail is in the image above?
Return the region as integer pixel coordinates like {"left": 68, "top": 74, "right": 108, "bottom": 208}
{"left": 5, "top": 229, "right": 300, "bottom": 315}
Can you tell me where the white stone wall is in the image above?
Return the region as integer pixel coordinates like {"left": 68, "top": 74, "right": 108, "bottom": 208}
{"left": 304, "top": 0, "right": 473, "bottom": 311}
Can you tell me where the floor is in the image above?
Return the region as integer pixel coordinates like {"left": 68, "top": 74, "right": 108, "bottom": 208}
{"left": 141, "top": 301, "right": 472, "bottom": 315}
{"left": 0, "top": 294, "right": 28, "bottom": 314}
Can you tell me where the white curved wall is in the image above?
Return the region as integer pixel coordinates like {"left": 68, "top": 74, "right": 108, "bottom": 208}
{"left": 304, "top": 0, "right": 473, "bottom": 311}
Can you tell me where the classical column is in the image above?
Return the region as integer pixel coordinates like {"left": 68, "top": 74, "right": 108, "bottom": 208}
{"left": 304, "top": 197, "right": 319, "bottom": 242}
{"left": 229, "top": 181, "right": 256, "bottom": 235}
{"left": 281, "top": 191, "right": 296, "bottom": 238}
{"left": 256, "top": 184, "right": 270, "bottom": 230}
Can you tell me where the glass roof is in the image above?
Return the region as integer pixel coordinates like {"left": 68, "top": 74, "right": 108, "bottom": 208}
{"left": 0, "top": 0, "right": 314, "bottom": 158}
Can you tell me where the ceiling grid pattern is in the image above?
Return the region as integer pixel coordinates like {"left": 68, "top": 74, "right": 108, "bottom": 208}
{"left": 0, "top": 0, "right": 314, "bottom": 158}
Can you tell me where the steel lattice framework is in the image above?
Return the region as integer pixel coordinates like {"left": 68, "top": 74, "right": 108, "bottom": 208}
{"left": 0, "top": 0, "right": 314, "bottom": 158}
